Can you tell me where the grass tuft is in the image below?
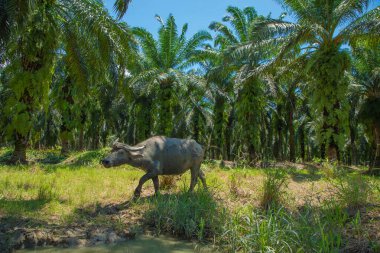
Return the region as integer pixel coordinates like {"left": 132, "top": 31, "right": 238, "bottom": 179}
{"left": 159, "top": 175, "right": 177, "bottom": 190}
{"left": 332, "top": 175, "right": 373, "bottom": 209}
{"left": 219, "top": 206, "right": 302, "bottom": 252}
{"left": 144, "top": 189, "right": 225, "bottom": 241}
{"left": 37, "top": 179, "right": 59, "bottom": 201}
{"left": 260, "top": 169, "right": 288, "bottom": 209}
{"left": 229, "top": 173, "right": 241, "bottom": 198}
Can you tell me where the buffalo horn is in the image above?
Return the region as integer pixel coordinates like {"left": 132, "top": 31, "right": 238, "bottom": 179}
{"left": 121, "top": 144, "right": 146, "bottom": 152}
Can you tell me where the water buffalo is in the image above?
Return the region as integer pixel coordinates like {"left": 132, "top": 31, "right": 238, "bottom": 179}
{"left": 101, "top": 136, "right": 206, "bottom": 198}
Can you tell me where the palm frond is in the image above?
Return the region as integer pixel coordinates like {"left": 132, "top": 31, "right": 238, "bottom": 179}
{"left": 133, "top": 27, "right": 161, "bottom": 67}
{"left": 339, "top": 6, "right": 380, "bottom": 45}
{"left": 333, "top": 0, "right": 371, "bottom": 27}
{"left": 226, "top": 6, "right": 248, "bottom": 42}
{"left": 113, "top": 0, "right": 132, "bottom": 19}
{"left": 177, "top": 30, "right": 211, "bottom": 67}
{"left": 244, "top": 6, "right": 258, "bottom": 23}
{"left": 209, "top": 21, "right": 238, "bottom": 47}
{"left": 159, "top": 14, "right": 178, "bottom": 68}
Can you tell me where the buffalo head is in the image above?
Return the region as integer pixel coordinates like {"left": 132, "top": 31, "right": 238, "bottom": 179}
{"left": 101, "top": 139, "right": 145, "bottom": 168}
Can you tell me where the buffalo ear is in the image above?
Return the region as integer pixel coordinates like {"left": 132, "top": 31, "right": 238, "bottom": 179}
{"left": 129, "top": 151, "right": 144, "bottom": 158}
{"left": 111, "top": 138, "right": 120, "bottom": 148}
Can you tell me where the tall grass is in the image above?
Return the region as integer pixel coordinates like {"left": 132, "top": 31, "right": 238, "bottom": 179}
{"left": 218, "top": 202, "right": 356, "bottom": 252}
{"left": 37, "top": 178, "right": 58, "bottom": 201}
{"left": 260, "top": 169, "right": 288, "bottom": 209}
{"left": 219, "top": 207, "right": 303, "bottom": 252}
{"left": 229, "top": 173, "right": 243, "bottom": 198}
{"left": 332, "top": 174, "right": 373, "bottom": 209}
{"left": 159, "top": 175, "right": 178, "bottom": 190}
{"left": 144, "top": 189, "right": 225, "bottom": 241}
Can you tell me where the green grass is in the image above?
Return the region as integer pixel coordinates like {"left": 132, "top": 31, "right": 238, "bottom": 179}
{"left": 0, "top": 148, "right": 379, "bottom": 252}
{"left": 0, "top": 148, "right": 143, "bottom": 223}
{"left": 144, "top": 189, "right": 225, "bottom": 241}
{"left": 260, "top": 169, "right": 288, "bottom": 209}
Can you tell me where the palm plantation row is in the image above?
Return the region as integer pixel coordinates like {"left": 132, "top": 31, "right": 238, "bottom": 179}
{"left": 0, "top": 0, "right": 379, "bottom": 169}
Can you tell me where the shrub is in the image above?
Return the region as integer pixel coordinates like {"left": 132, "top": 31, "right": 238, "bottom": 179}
{"left": 332, "top": 175, "right": 372, "bottom": 209}
{"left": 260, "top": 169, "right": 288, "bottom": 209}
{"left": 229, "top": 173, "right": 242, "bottom": 198}
{"left": 321, "top": 161, "right": 348, "bottom": 179}
{"left": 37, "top": 179, "right": 58, "bottom": 201}
{"left": 219, "top": 207, "right": 303, "bottom": 252}
{"left": 144, "top": 189, "right": 225, "bottom": 241}
{"left": 159, "top": 176, "right": 177, "bottom": 190}
{"left": 218, "top": 202, "right": 357, "bottom": 253}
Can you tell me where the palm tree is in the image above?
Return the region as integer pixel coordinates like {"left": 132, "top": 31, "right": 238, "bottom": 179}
{"left": 239, "top": 0, "right": 379, "bottom": 161}
{"left": 1, "top": 0, "right": 134, "bottom": 163}
{"left": 209, "top": 6, "right": 269, "bottom": 162}
{"left": 131, "top": 14, "right": 211, "bottom": 136}
{"left": 0, "top": 0, "right": 133, "bottom": 36}
{"left": 352, "top": 42, "right": 380, "bottom": 170}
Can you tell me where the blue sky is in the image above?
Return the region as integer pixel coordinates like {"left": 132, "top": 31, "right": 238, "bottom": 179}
{"left": 103, "top": 0, "right": 379, "bottom": 37}
{"left": 103, "top": 0, "right": 287, "bottom": 35}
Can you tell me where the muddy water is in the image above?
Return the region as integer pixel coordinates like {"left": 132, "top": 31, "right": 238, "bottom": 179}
{"left": 18, "top": 235, "right": 212, "bottom": 253}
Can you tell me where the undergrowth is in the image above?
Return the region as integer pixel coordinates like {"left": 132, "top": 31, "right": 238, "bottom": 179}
{"left": 261, "top": 169, "right": 288, "bottom": 209}
{"left": 332, "top": 174, "right": 373, "bottom": 209}
{"left": 144, "top": 189, "right": 226, "bottom": 241}
{"left": 0, "top": 148, "right": 378, "bottom": 252}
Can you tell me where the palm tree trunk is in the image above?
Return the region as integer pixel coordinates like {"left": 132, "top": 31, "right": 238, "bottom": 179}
{"left": 274, "top": 120, "right": 284, "bottom": 161}
{"left": 159, "top": 83, "right": 173, "bottom": 136}
{"left": 214, "top": 96, "right": 226, "bottom": 159}
{"left": 278, "top": 128, "right": 284, "bottom": 161}
{"left": 92, "top": 133, "right": 99, "bottom": 150}
{"left": 248, "top": 143, "right": 256, "bottom": 164}
{"left": 320, "top": 141, "right": 326, "bottom": 160}
{"left": 60, "top": 79, "right": 74, "bottom": 155}
{"left": 372, "top": 124, "right": 380, "bottom": 170}
{"left": 321, "top": 106, "right": 340, "bottom": 161}
{"left": 299, "top": 124, "right": 306, "bottom": 162}
{"left": 350, "top": 129, "right": 357, "bottom": 165}
{"left": 138, "top": 97, "right": 153, "bottom": 141}
{"left": 60, "top": 127, "right": 70, "bottom": 156}
{"left": 10, "top": 133, "right": 28, "bottom": 164}
{"left": 225, "top": 107, "right": 235, "bottom": 160}
{"left": 266, "top": 116, "right": 273, "bottom": 160}
{"left": 288, "top": 86, "right": 296, "bottom": 162}
{"left": 78, "top": 127, "right": 84, "bottom": 150}
{"left": 192, "top": 108, "right": 200, "bottom": 142}
{"left": 288, "top": 108, "right": 295, "bottom": 162}
{"left": 10, "top": 89, "right": 33, "bottom": 164}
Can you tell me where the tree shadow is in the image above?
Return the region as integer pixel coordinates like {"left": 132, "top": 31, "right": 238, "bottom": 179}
{"left": 60, "top": 150, "right": 105, "bottom": 167}
{"left": 362, "top": 168, "right": 380, "bottom": 176}
{"left": 73, "top": 195, "right": 158, "bottom": 218}
{"left": 0, "top": 199, "right": 50, "bottom": 216}
{"left": 37, "top": 152, "right": 66, "bottom": 165}
{"left": 0, "top": 150, "right": 13, "bottom": 164}
{"left": 289, "top": 166, "right": 323, "bottom": 182}
{"left": 75, "top": 200, "right": 134, "bottom": 217}
{"left": 0, "top": 215, "right": 52, "bottom": 232}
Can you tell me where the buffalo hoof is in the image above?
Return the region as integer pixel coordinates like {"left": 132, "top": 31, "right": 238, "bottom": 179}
{"left": 133, "top": 190, "right": 141, "bottom": 200}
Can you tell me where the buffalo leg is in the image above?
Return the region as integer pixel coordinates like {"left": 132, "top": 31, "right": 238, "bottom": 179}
{"left": 198, "top": 170, "right": 207, "bottom": 189}
{"left": 152, "top": 176, "right": 159, "bottom": 195}
{"left": 189, "top": 164, "right": 200, "bottom": 192}
{"left": 134, "top": 172, "right": 157, "bottom": 198}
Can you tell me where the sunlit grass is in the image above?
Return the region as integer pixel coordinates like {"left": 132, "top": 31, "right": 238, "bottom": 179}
{"left": 0, "top": 148, "right": 145, "bottom": 223}
{"left": 0, "top": 148, "right": 379, "bottom": 252}
{"left": 0, "top": 165, "right": 144, "bottom": 220}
